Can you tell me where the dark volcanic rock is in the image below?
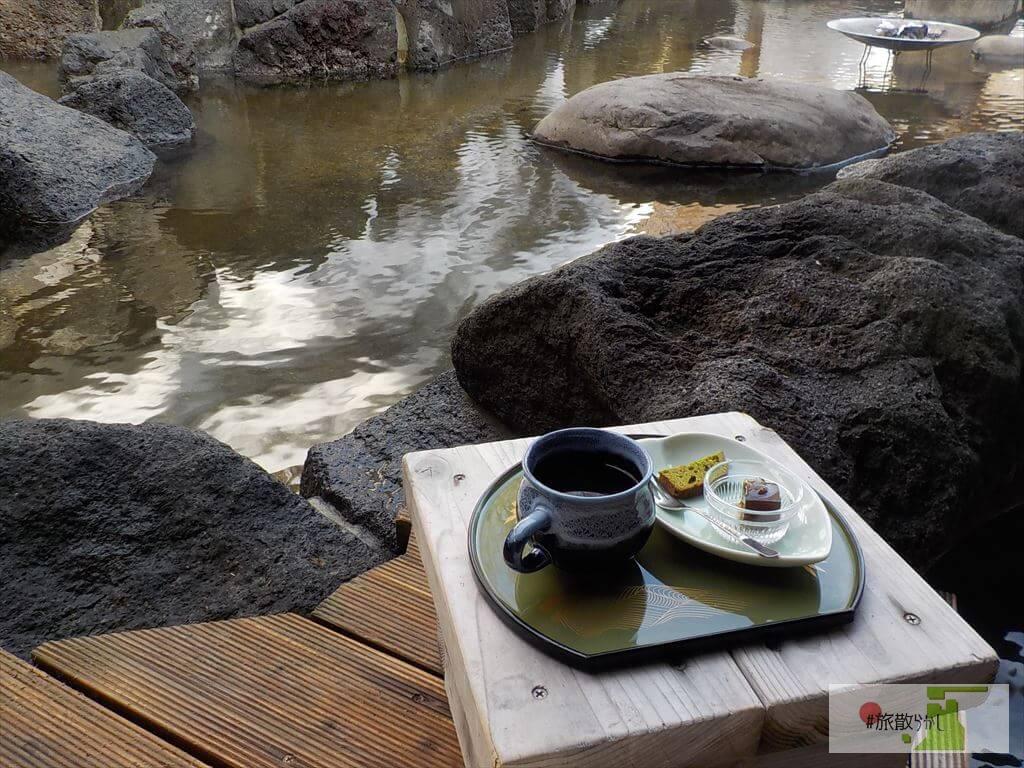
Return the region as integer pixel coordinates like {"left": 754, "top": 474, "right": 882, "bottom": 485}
{"left": 452, "top": 178, "right": 1024, "bottom": 568}
{"left": 507, "top": 0, "right": 573, "bottom": 36}
{"left": 839, "top": 132, "right": 1024, "bottom": 239}
{"left": 121, "top": 3, "right": 201, "bottom": 92}
{"left": 532, "top": 74, "right": 896, "bottom": 170}
{"left": 232, "top": 0, "right": 560, "bottom": 81}
{"left": 301, "top": 371, "right": 515, "bottom": 548}
{"left": 234, "top": 0, "right": 302, "bottom": 28}
{"left": 394, "top": 0, "right": 513, "bottom": 70}
{"left": 60, "top": 27, "right": 195, "bottom": 94}
{"left": 233, "top": 0, "right": 398, "bottom": 84}
{"left": 0, "top": 71, "right": 155, "bottom": 247}
{"left": 0, "top": 0, "right": 98, "bottom": 60}
{"left": 927, "top": 501, "right": 1024, "bottom": 649}
{"left": 131, "top": 0, "right": 237, "bottom": 70}
{"left": 507, "top": 0, "right": 543, "bottom": 36}
{"left": 0, "top": 419, "right": 387, "bottom": 659}
{"left": 61, "top": 28, "right": 162, "bottom": 80}
{"left": 59, "top": 69, "right": 196, "bottom": 147}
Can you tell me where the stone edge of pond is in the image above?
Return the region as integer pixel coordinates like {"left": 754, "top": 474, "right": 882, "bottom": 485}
{"left": 300, "top": 370, "right": 517, "bottom": 550}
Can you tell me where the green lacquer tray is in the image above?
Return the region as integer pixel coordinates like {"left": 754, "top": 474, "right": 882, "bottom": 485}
{"left": 468, "top": 461, "right": 865, "bottom": 669}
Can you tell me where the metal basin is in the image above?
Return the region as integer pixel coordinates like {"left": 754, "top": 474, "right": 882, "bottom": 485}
{"left": 827, "top": 17, "right": 981, "bottom": 51}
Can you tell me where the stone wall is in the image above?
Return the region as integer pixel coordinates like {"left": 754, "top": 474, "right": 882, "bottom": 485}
{"left": 10, "top": 0, "right": 580, "bottom": 80}
{"left": 231, "top": 0, "right": 578, "bottom": 82}
{"left": 904, "top": 0, "right": 1022, "bottom": 29}
{"left": 0, "top": 0, "right": 100, "bottom": 59}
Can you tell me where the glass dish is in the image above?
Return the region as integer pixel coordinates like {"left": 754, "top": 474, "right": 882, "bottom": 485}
{"left": 704, "top": 459, "right": 805, "bottom": 545}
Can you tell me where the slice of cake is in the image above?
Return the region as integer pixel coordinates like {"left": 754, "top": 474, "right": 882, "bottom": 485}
{"left": 657, "top": 451, "right": 725, "bottom": 499}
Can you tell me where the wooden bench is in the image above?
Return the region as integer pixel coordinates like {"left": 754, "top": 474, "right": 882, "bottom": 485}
{"left": 404, "top": 412, "right": 999, "bottom": 768}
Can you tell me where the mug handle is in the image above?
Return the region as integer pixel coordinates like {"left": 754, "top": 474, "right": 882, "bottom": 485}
{"left": 503, "top": 506, "right": 553, "bottom": 573}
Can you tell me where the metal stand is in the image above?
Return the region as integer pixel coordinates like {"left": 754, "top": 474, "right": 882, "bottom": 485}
{"left": 857, "top": 43, "right": 934, "bottom": 93}
{"left": 918, "top": 48, "right": 934, "bottom": 92}
{"left": 858, "top": 44, "right": 895, "bottom": 90}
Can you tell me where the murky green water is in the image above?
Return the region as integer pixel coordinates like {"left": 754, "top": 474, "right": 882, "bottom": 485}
{"left": 2, "top": 0, "right": 1023, "bottom": 472}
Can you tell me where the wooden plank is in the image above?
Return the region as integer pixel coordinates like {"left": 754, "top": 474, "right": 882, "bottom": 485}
{"left": 33, "top": 614, "right": 462, "bottom": 768}
{"left": 311, "top": 547, "right": 443, "bottom": 675}
{"left": 1, "top": 649, "right": 206, "bottom": 768}
{"left": 404, "top": 412, "right": 768, "bottom": 768}
{"left": 312, "top": 532, "right": 442, "bottom": 676}
{"left": 721, "top": 412, "right": 998, "bottom": 755}
{"left": 396, "top": 508, "right": 413, "bottom": 554}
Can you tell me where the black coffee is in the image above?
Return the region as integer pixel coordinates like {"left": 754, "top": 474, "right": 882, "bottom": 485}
{"left": 532, "top": 449, "right": 641, "bottom": 496}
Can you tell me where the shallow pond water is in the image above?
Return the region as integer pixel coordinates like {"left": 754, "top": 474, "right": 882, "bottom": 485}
{"left": 2, "top": 0, "right": 1023, "bottom": 473}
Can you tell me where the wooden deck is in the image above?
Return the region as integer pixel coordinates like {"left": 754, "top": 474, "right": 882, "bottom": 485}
{"left": 312, "top": 537, "right": 443, "bottom": 676}
{"left": 0, "top": 649, "right": 206, "bottom": 768}
{"left": 33, "top": 615, "right": 459, "bottom": 768}
{"left": 1, "top": 485, "right": 985, "bottom": 768}
{"left": 5, "top": 531, "right": 455, "bottom": 768}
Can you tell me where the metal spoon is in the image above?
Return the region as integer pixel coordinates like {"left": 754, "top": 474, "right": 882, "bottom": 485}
{"left": 649, "top": 480, "right": 780, "bottom": 559}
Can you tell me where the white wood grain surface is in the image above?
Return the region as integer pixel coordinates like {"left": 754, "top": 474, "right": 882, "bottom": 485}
{"left": 404, "top": 412, "right": 998, "bottom": 767}
{"left": 723, "top": 413, "right": 998, "bottom": 754}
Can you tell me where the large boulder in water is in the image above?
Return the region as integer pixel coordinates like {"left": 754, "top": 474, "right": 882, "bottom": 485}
{"left": 452, "top": 177, "right": 1024, "bottom": 568}
{"left": 839, "top": 132, "right": 1024, "bottom": 238}
{"left": 0, "top": 71, "right": 155, "bottom": 248}
{"left": 121, "top": 3, "right": 201, "bottom": 92}
{"left": 301, "top": 371, "right": 515, "bottom": 547}
{"left": 60, "top": 28, "right": 195, "bottom": 94}
{"left": 705, "top": 35, "right": 755, "bottom": 51}
{"left": 532, "top": 74, "right": 896, "bottom": 170}
{"left": 233, "top": 0, "right": 399, "bottom": 84}
{"left": 0, "top": 419, "right": 388, "bottom": 659}
{"left": 62, "top": 29, "right": 159, "bottom": 78}
{"left": 58, "top": 69, "right": 196, "bottom": 147}
{"left": 972, "top": 34, "right": 1024, "bottom": 64}
{"left": 132, "top": 0, "right": 238, "bottom": 71}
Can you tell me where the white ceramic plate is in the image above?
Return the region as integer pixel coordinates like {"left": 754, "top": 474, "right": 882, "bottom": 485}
{"left": 637, "top": 432, "right": 833, "bottom": 568}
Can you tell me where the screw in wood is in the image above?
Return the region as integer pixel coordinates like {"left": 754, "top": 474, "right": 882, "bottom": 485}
{"left": 735, "top": 435, "right": 746, "bottom": 442}
{"left": 532, "top": 685, "right": 548, "bottom": 700}
{"left": 904, "top": 612, "right": 920, "bottom": 625}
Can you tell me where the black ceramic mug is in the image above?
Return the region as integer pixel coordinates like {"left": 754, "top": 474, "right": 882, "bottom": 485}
{"left": 503, "top": 428, "right": 656, "bottom": 573}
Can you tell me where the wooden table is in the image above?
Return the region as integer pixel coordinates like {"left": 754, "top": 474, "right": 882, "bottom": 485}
{"left": 404, "top": 412, "right": 999, "bottom": 768}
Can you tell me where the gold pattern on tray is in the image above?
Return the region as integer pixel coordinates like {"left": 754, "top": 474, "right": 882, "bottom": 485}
{"left": 502, "top": 500, "right": 518, "bottom": 527}
{"left": 803, "top": 564, "right": 826, "bottom": 578}
{"left": 550, "top": 584, "right": 753, "bottom": 638}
